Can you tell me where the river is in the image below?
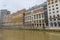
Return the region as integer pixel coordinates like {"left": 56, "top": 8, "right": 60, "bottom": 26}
{"left": 0, "top": 29, "right": 60, "bottom": 40}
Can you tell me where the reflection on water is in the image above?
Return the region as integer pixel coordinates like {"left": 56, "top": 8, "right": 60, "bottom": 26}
{"left": 0, "top": 29, "right": 60, "bottom": 40}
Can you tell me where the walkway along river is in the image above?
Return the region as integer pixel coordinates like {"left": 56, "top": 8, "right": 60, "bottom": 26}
{"left": 0, "top": 29, "right": 60, "bottom": 40}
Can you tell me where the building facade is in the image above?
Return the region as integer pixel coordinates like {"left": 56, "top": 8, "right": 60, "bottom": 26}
{"left": 0, "top": 9, "right": 10, "bottom": 27}
{"left": 3, "top": 9, "right": 25, "bottom": 28}
{"left": 25, "top": 2, "right": 48, "bottom": 29}
{"left": 11, "top": 9, "right": 25, "bottom": 28}
{"left": 47, "top": 0, "right": 60, "bottom": 28}
{"left": 3, "top": 14, "right": 12, "bottom": 27}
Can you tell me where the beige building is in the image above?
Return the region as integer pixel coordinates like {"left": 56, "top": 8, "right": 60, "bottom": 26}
{"left": 3, "top": 9, "right": 25, "bottom": 28}
{"left": 11, "top": 9, "right": 25, "bottom": 27}
{"left": 3, "top": 14, "right": 12, "bottom": 26}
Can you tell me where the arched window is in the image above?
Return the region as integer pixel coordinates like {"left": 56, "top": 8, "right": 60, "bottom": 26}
{"left": 50, "top": 22, "right": 53, "bottom": 26}
{"left": 54, "top": 22, "right": 57, "bottom": 27}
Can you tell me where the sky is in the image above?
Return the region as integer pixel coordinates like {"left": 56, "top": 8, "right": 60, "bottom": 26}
{"left": 0, "top": 0, "right": 46, "bottom": 13}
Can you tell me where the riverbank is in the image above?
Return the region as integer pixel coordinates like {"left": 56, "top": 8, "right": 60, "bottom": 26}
{"left": 0, "top": 28, "right": 60, "bottom": 33}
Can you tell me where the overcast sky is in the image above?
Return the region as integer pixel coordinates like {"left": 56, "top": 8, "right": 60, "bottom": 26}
{"left": 0, "top": 0, "right": 46, "bottom": 13}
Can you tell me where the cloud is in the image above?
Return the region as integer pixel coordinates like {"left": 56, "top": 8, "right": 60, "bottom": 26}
{"left": 0, "top": 0, "right": 46, "bottom": 13}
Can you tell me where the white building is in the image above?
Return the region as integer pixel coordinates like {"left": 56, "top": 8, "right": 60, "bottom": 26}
{"left": 47, "top": 0, "right": 60, "bottom": 28}
{"left": 25, "top": 2, "right": 48, "bottom": 29}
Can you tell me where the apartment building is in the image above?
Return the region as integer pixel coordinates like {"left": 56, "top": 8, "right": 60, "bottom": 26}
{"left": 25, "top": 2, "right": 48, "bottom": 29}
{"left": 0, "top": 9, "right": 10, "bottom": 27}
{"left": 47, "top": 0, "right": 60, "bottom": 28}
{"left": 12, "top": 10, "right": 25, "bottom": 27}
{"left": 3, "top": 14, "right": 12, "bottom": 26}
{"left": 3, "top": 9, "right": 26, "bottom": 28}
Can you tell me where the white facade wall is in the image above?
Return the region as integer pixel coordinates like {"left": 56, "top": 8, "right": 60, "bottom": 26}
{"left": 47, "top": 0, "right": 60, "bottom": 28}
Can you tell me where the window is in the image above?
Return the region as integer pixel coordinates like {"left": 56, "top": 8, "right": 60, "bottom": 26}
{"left": 54, "top": 19, "right": 56, "bottom": 21}
{"left": 52, "top": 5, "right": 54, "bottom": 7}
{"left": 34, "top": 15, "right": 35, "bottom": 19}
{"left": 34, "top": 15, "right": 37, "bottom": 19}
{"left": 43, "top": 24, "right": 44, "bottom": 27}
{"left": 53, "top": 12, "right": 55, "bottom": 13}
{"left": 57, "top": 11, "right": 59, "bottom": 13}
{"left": 57, "top": 14, "right": 60, "bottom": 20}
{"left": 39, "top": 14, "right": 41, "bottom": 18}
{"left": 50, "top": 16, "right": 52, "bottom": 21}
{"left": 52, "top": 2, "right": 54, "bottom": 4}
{"left": 49, "top": 9, "right": 51, "bottom": 11}
{"left": 42, "top": 13, "right": 44, "bottom": 18}
{"left": 37, "top": 20, "right": 38, "bottom": 23}
{"left": 54, "top": 22, "right": 57, "bottom": 26}
{"left": 58, "top": 22, "right": 60, "bottom": 27}
{"left": 40, "top": 24, "right": 41, "bottom": 26}
{"left": 55, "top": 0, "right": 58, "bottom": 3}
{"left": 53, "top": 15, "right": 55, "bottom": 18}
{"left": 56, "top": 4, "right": 58, "bottom": 6}
{"left": 53, "top": 15, "right": 56, "bottom": 20}
{"left": 39, "top": 20, "right": 41, "bottom": 23}
{"left": 52, "top": 0, "right": 53, "bottom": 1}
{"left": 37, "top": 24, "right": 39, "bottom": 27}
{"left": 42, "top": 20, "right": 44, "bottom": 23}
{"left": 57, "top": 14, "right": 59, "bottom": 17}
{"left": 30, "top": 16, "right": 31, "bottom": 20}
{"left": 36, "top": 14, "right": 38, "bottom": 19}
{"left": 49, "top": 12, "right": 51, "bottom": 14}
{"left": 56, "top": 7, "right": 58, "bottom": 9}
{"left": 49, "top": 6, "right": 51, "bottom": 8}
{"left": 50, "top": 16, "right": 52, "bottom": 18}
{"left": 52, "top": 8, "right": 54, "bottom": 10}
{"left": 50, "top": 23, "right": 53, "bottom": 26}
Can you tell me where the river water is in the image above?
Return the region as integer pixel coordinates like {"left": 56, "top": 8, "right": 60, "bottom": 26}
{"left": 0, "top": 29, "right": 60, "bottom": 40}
